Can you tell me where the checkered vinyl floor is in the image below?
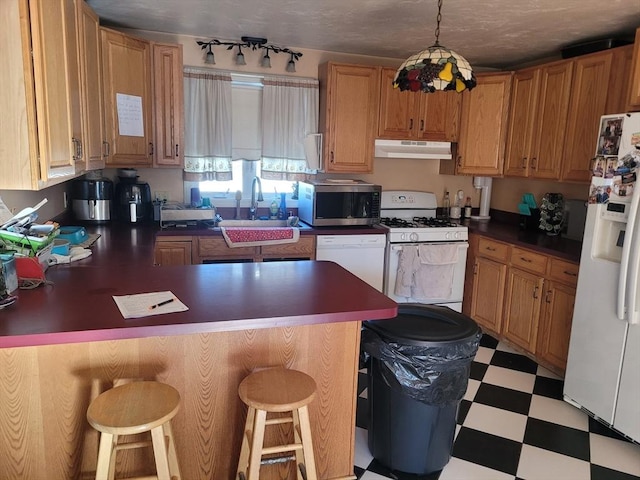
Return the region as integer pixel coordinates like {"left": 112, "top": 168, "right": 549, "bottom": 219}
{"left": 354, "top": 334, "right": 640, "bottom": 480}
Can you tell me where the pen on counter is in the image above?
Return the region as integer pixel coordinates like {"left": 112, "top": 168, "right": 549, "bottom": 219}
{"left": 149, "top": 298, "right": 175, "bottom": 310}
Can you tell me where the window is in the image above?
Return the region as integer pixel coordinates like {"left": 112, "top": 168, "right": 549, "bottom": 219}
{"left": 198, "top": 76, "right": 296, "bottom": 201}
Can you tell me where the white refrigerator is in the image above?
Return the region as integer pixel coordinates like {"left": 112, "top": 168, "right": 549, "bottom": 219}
{"left": 563, "top": 113, "right": 640, "bottom": 443}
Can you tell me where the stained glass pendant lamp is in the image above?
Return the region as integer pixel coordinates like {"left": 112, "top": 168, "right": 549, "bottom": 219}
{"left": 393, "top": 0, "right": 476, "bottom": 93}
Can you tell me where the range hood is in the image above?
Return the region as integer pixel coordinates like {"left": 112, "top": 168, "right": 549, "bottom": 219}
{"left": 374, "top": 139, "right": 452, "bottom": 160}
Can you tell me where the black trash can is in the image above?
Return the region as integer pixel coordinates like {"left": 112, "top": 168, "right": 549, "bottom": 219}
{"left": 361, "top": 304, "right": 481, "bottom": 475}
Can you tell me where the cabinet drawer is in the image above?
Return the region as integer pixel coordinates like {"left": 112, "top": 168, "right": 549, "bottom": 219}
{"left": 261, "top": 236, "right": 315, "bottom": 257}
{"left": 510, "top": 247, "right": 547, "bottom": 274}
{"left": 477, "top": 237, "right": 510, "bottom": 262}
{"left": 198, "top": 237, "right": 257, "bottom": 257}
{"left": 548, "top": 258, "right": 579, "bottom": 286}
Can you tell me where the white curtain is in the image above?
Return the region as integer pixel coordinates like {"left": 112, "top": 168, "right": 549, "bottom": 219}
{"left": 183, "top": 68, "right": 233, "bottom": 181}
{"left": 261, "top": 76, "right": 319, "bottom": 181}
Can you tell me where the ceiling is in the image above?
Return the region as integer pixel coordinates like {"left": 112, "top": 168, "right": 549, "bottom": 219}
{"left": 87, "top": 0, "right": 640, "bottom": 69}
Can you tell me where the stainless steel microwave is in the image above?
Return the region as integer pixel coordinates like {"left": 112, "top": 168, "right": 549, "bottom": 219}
{"left": 297, "top": 180, "right": 382, "bottom": 226}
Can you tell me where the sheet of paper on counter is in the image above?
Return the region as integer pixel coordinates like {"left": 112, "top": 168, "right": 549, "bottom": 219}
{"left": 112, "top": 290, "right": 188, "bottom": 319}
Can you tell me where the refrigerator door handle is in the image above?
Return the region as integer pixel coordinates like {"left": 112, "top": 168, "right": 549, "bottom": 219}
{"left": 618, "top": 187, "right": 640, "bottom": 322}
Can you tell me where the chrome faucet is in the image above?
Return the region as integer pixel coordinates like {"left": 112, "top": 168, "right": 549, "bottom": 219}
{"left": 249, "top": 176, "right": 264, "bottom": 220}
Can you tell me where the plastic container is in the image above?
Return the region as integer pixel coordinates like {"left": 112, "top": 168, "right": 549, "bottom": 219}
{"left": 0, "top": 253, "right": 18, "bottom": 293}
{"left": 361, "top": 304, "right": 481, "bottom": 475}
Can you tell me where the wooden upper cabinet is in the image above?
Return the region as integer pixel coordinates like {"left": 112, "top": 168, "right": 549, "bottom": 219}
{"left": 319, "top": 62, "right": 380, "bottom": 173}
{"left": 153, "top": 43, "right": 184, "bottom": 168}
{"left": 528, "top": 60, "right": 573, "bottom": 180}
{"left": 101, "top": 28, "right": 153, "bottom": 167}
{"left": 0, "top": 0, "right": 82, "bottom": 190}
{"left": 76, "top": 0, "right": 105, "bottom": 172}
{"left": 377, "top": 67, "right": 461, "bottom": 141}
{"left": 456, "top": 72, "right": 513, "bottom": 176}
{"left": 627, "top": 27, "right": 640, "bottom": 111}
{"left": 560, "top": 51, "right": 615, "bottom": 183}
{"left": 504, "top": 68, "right": 540, "bottom": 177}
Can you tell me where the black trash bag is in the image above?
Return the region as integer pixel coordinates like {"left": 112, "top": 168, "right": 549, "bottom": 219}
{"left": 361, "top": 327, "right": 481, "bottom": 406}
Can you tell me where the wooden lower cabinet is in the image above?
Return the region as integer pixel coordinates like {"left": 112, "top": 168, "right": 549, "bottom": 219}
{"left": 466, "top": 233, "right": 578, "bottom": 374}
{"left": 503, "top": 267, "right": 544, "bottom": 352}
{"left": 154, "top": 237, "right": 192, "bottom": 265}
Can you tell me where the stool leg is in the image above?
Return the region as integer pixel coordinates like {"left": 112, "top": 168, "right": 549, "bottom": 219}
{"left": 151, "top": 425, "right": 172, "bottom": 480}
{"left": 291, "top": 410, "right": 305, "bottom": 480}
{"left": 163, "top": 421, "right": 182, "bottom": 480}
{"left": 247, "top": 409, "right": 267, "bottom": 480}
{"left": 95, "top": 432, "right": 116, "bottom": 480}
{"left": 297, "top": 406, "right": 318, "bottom": 480}
{"left": 236, "top": 406, "right": 255, "bottom": 479}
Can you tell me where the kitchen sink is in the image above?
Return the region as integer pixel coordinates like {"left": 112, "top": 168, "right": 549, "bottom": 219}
{"left": 216, "top": 219, "right": 310, "bottom": 229}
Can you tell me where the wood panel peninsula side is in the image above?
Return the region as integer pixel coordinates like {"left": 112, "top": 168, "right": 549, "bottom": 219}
{"left": 0, "top": 258, "right": 397, "bottom": 480}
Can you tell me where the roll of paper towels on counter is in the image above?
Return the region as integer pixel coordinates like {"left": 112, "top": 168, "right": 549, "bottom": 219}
{"left": 304, "top": 134, "right": 322, "bottom": 170}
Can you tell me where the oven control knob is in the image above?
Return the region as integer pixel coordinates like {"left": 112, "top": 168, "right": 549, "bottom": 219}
{"left": 409, "top": 232, "right": 419, "bottom": 242}
{"left": 445, "top": 232, "right": 452, "bottom": 240}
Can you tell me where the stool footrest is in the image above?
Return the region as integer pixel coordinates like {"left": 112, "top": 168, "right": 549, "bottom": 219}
{"left": 262, "top": 443, "right": 303, "bottom": 455}
{"left": 265, "top": 416, "right": 293, "bottom": 426}
{"left": 114, "top": 440, "right": 152, "bottom": 451}
{"left": 260, "top": 454, "right": 296, "bottom": 465}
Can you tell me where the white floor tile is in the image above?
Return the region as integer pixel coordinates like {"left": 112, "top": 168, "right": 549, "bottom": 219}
{"left": 589, "top": 432, "right": 640, "bottom": 476}
{"left": 463, "top": 403, "right": 527, "bottom": 442}
{"left": 360, "top": 471, "right": 393, "bottom": 480}
{"left": 473, "top": 345, "right": 495, "bottom": 364}
{"left": 536, "top": 364, "right": 561, "bottom": 379}
{"left": 516, "top": 444, "right": 591, "bottom": 480}
{"left": 528, "top": 394, "right": 589, "bottom": 431}
{"left": 353, "top": 426, "right": 374, "bottom": 469}
{"left": 464, "top": 378, "right": 481, "bottom": 401}
{"left": 439, "top": 456, "right": 515, "bottom": 480}
{"left": 482, "top": 365, "right": 536, "bottom": 393}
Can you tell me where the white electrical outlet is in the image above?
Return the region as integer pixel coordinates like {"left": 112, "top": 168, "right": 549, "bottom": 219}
{"left": 155, "top": 191, "right": 169, "bottom": 202}
{"left": 63, "top": 192, "right": 69, "bottom": 209}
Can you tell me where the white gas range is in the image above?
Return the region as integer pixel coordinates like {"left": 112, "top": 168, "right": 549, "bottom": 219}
{"left": 379, "top": 191, "right": 469, "bottom": 312}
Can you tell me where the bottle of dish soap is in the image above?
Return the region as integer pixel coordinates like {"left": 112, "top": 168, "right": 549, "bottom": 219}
{"left": 269, "top": 199, "right": 279, "bottom": 219}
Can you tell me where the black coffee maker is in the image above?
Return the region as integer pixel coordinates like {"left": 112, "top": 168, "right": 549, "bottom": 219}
{"left": 114, "top": 177, "right": 152, "bottom": 223}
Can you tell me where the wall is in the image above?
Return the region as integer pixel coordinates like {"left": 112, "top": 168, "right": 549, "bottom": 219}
{"left": 492, "top": 177, "right": 589, "bottom": 212}
{"left": 0, "top": 183, "right": 70, "bottom": 223}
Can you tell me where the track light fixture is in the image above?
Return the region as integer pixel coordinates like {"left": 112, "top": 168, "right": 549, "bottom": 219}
{"left": 196, "top": 36, "right": 303, "bottom": 72}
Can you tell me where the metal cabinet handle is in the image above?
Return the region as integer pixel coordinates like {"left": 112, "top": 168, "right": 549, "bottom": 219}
{"left": 175, "top": 144, "right": 179, "bottom": 157}
{"left": 457, "top": 156, "right": 462, "bottom": 167}
{"left": 522, "top": 157, "right": 527, "bottom": 168}
{"left": 420, "top": 119, "right": 424, "bottom": 131}
{"left": 473, "top": 262, "right": 478, "bottom": 274}
{"left": 103, "top": 141, "right": 110, "bottom": 158}
{"left": 409, "top": 118, "right": 414, "bottom": 130}
{"left": 330, "top": 151, "right": 334, "bottom": 163}
{"left": 533, "top": 285, "right": 539, "bottom": 299}
{"left": 563, "top": 270, "right": 577, "bottom": 277}
{"left": 531, "top": 157, "right": 538, "bottom": 169}
{"left": 486, "top": 246, "right": 496, "bottom": 251}
{"left": 149, "top": 142, "right": 154, "bottom": 156}
{"left": 520, "top": 256, "right": 532, "bottom": 263}
{"left": 545, "top": 290, "right": 552, "bottom": 303}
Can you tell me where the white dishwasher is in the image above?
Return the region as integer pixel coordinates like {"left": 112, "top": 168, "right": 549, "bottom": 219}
{"left": 315, "top": 234, "right": 386, "bottom": 292}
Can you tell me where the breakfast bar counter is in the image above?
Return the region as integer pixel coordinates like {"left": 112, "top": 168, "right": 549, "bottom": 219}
{"left": 0, "top": 236, "right": 397, "bottom": 479}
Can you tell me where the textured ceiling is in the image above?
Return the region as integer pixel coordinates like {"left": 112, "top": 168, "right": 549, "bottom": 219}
{"left": 88, "top": 0, "right": 640, "bottom": 68}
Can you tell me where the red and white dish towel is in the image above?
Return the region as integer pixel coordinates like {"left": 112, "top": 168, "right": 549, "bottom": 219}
{"left": 221, "top": 227, "right": 300, "bottom": 248}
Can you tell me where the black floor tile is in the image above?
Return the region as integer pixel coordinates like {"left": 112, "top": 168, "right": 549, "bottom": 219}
{"left": 356, "top": 396, "right": 369, "bottom": 430}
{"left": 523, "top": 417, "right": 590, "bottom": 461}
{"left": 452, "top": 427, "right": 522, "bottom": 475}
{"left": 469, "top": 361, "right": 488, "bottom": 381}
{"left": 479, "top": 334, "right": 499, "bottom": 349}
{"left": 473, "top": 382, "right": 532, "bottom": 415}
{"left": 365, "top": 458, "right": 442, "bottom": 480}
{"left": 490, "top": 350, "right": 538, "bottom": 374}
{"left": 354, "top": 465, "right": 366, "bottom": 479}
{"left": 533, "top": 375, "right": 564, "bottom": 400}
{"left": 457, "top": 399, "right": 472, "bottom": 425}
{"left": 591, "top": 464, "right": 640, "bottom": 480}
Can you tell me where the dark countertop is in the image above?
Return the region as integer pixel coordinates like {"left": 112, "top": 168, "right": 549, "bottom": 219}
{"left": 1, "top": 221, "right": 396, "bottom": 348}
{"left": 460, "top": 212, "right": 583, "bottom": 263}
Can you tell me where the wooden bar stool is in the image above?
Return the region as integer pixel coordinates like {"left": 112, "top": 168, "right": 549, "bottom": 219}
{"left": 86, "top": 381, "right": 182, "bottom": 480}
{"left": 236, "top": 368, "right": 318, "bottom": 480}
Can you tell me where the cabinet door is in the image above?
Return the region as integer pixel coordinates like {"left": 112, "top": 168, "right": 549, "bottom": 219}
{"left": 504, "top": 68, "right": 540, "bottom": 178}
{"left": 605, "top": 45, "right": 633, "bottom": 115}
{"left": 30, "top": 0, "right": 82, "bottom": 182}
{"left": 377, "top": 67, "right": 417, "bottom": 139}
{"left": 456, "top": 72, "right": 512, "bottom": 176}
{"left": 101, "top": 28, "right": 153, "bottom": 166}
{"left": 154, "top": 241, "right": 192, "bottom": 266}
{"left": 319, "top": 63, "right": 380, "bottom": 173}
{"left": 537, "top": 280, "right": 575, "bottom": 371}
{"left": 561, "top": 52, "right": 613, "bottom": 183}
{"left": 153, "top": 43, "right": 184, "bottom": 167}
{"left": 529, "top": 60, "right": 572, "bottom": 180}
{"left": 627, "top": 27, "right": 640, "bottom": 111}
{"left": 470, "top": 256, "right": 507, "bottom": 334}
{"left": 503, "top": 267, "right": 544, "bottom": 352}
{"left": 415, "top": 90, "right": 461, "bottom": 142}
{"left": 76, "top": 0, "right": 105, "bottom": 172}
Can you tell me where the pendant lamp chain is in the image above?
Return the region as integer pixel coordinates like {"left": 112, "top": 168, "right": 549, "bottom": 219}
{"left": 434, "top": 0, "right": 442, "bottom": 47}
